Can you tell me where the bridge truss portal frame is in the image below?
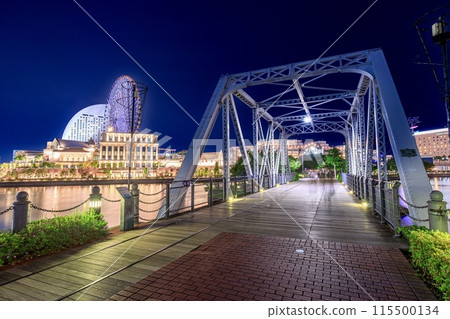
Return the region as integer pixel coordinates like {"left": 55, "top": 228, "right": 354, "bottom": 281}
{"left": 159, "top": 49, "right": 431, "bottom": 226}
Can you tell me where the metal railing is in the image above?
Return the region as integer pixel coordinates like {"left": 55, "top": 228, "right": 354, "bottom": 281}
{"left": 1, "top": 173, "right": 294, "bottom": 233}
{"left": 343, "top": 173, "right": 402, "bottom": 236}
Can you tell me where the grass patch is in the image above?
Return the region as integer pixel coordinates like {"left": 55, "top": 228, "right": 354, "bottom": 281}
{"left": 398, "top": 226, "right": 450, "bottom": 300}
{"left": 0, "top": 210, "right": 108, "bottom": 267}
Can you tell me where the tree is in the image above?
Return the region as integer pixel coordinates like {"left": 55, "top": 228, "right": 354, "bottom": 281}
{"left": 289, "top": 156, "right": 301, "bottom": 172}
{"left": 14, "top": 155, "right": 25, "bottom": 162}
{"left": 213, "top": 161, "right": 221, "bottom": 177}
{"left": 230, "top": 151, "right": 254, "bottom": 177}
{"left": 386, "top": 157, "right": 397, "bottom": 172}
{"left": 322, "top": 148, "right": 344, "bottom": 171}
{"left": 423, "top": 160, "right": 435, "bottom": 171}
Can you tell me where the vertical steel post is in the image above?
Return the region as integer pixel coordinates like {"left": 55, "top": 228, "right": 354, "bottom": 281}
{"left": 165, "top": 182, "right": 170, "bottom": 219}
{"left": 209, "top": 178, "right": 213, "bottom": 205}
{"left": 379, "top": 180, "right": 386, "bottom": 224}
{"left": 222, "top": 97, "right": 232, "bottom": 198}
{"left": 131, "top": 183, "right": 139, "bottom": 225}
{"left": 392, "top": 181, "right": 401, "bottom": 237}
{"left": 191, "top": 181, "right": 195, "bottom": 212}
{"left": 371, "top": 178, "right": 377, "bottom": 215}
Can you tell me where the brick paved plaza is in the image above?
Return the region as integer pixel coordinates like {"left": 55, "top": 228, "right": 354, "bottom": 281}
{"left": 110, "top": 232, "right": 435, "bottom": 301}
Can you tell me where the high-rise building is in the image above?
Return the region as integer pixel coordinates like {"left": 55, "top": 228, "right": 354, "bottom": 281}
{"left": 62, "top": 104, "right": 107, "bottom": 144}
{"left": 414, "top": 128, "right": 450, "bottom": 158}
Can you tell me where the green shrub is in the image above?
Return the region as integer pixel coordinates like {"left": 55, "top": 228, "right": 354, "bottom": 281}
{"left": 0, "top": 210, "right": 108, "bottom": 267}
{"left": 399, "top": 226, "right": 450, "bottom": 300}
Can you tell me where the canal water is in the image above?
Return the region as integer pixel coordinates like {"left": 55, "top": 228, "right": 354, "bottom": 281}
{"left": 1, "top": 178, "right": 448, "bottom": 232}
{"left": 0, "top": 183, "right": 209, "bottom": 231}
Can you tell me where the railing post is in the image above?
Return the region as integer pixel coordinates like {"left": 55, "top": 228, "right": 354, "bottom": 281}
{"left": 191, "top": 180, "right": 195, "bottom": 212}
{"left": 243, "top": 177, "right": 247, "bottom": 196}
{"left": 89, "top": 185, "right": 102, "bottom": 214}
{"left": 379, "top": 180, "right": 386, "bottom": 224}
{"left": 392, "top": 181, "right": 401, "bottom": 237}
{"left": 365, "top": 178, "right": 370, "bottom": 203}
{"left": 223, "top": 177, "right": 227, "bottom": 201}
{"left": 209, "top": 178, "right": 213, "bottom": 206}
{"left": 371, "top": 178, "right": 377, "bottom": 216}
{"left": 165, "top": 182, "right": 170, "bottom": 219}
{"left": 12, "top": 191, "right": 30, "bottom": 233}
{"left": 131, "top": 183, "right": 139, "bottom": 225}
{"left": 427, "top": 190, "right": 449, "bottom": 233}
{"left": 234, "top": 176, "right": 237, "bottom": 198}
{"left": 251, "top": 176, "right": 254, "bottom": 194}
{"left": 360, "top": 176, "right": 364, "bottom": 200}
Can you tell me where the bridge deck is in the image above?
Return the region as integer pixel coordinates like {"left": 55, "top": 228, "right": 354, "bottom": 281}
{"left": 0, "top": 180, "right": 435, "bottom": 301}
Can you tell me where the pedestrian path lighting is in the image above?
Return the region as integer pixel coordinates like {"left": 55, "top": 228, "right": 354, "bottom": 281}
{"left": 89, "top": 186, "right": 102, "bottom": 214}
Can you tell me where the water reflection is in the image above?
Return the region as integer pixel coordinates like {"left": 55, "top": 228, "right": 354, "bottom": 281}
{"left": 0, "top": 184, "right": 208, "bottom": 232}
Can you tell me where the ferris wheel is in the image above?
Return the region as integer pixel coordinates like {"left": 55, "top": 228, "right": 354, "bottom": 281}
{"left": 106, "top": 75, "right": 148, "bottom": 133}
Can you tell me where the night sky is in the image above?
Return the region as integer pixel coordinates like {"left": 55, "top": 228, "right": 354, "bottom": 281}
{"left": 1, "top": 0, "right": 449, "bottom": 162}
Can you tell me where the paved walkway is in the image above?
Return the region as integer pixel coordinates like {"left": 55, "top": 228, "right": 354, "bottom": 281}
{"left": 0, "top": 179, "right": 436, "bottom": 301}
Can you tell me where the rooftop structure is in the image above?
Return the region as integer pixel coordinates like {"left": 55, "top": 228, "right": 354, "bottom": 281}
{"left": 62, "top": 104, "right": 107, "bottom": 144}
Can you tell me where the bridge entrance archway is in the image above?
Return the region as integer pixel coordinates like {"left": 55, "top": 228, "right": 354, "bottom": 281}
{"left": 160, "top": 49, "right": 431, "bottom": 226}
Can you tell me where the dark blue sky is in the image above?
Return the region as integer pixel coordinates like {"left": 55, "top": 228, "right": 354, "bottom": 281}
{"left": 0, "top": 0, "right": 448, "bottom": 162}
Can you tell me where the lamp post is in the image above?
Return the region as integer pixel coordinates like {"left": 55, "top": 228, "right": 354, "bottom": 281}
{"left": 127, "top": 84, "right": 138, "bottom": 190}
{"left": 89, "top": 186, "right": 102, "bottom": 214}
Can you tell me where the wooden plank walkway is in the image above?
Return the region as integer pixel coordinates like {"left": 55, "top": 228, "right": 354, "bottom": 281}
{"left": 0, "top": 179, "right": 422, "bottom": 301}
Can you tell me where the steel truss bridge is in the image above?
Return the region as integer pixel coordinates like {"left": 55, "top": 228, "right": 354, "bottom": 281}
{"left": 160, "top": 48, "right": 431, "bottom": 225}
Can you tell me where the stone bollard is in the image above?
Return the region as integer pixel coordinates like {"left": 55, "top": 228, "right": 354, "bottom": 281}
{"left": 89, "top": 186, "right": 102, "bottom": 214}
{"left": 427, "top": 190, "right": 449, "bottom": 233}
{"left": 117, "top": 187, "right": 134, "bottom": 231}
{"left": 131, "top": 183, "right": 139, "bottom": 225}
{"left": 12, "top": 191, "right": 30, "bottom": 233}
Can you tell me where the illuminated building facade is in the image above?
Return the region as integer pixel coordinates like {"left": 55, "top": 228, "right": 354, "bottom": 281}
{"left": 43, "top": 139, "right": 97, "bottom": 168}
{"left": 99, "top": 131, "right": 159, "bottom": 178}
{"left": 414, "top": 128, "right": 450, "bottom": 158}
{"left": 62, "top": 104, "right": 107, "bottom": 144}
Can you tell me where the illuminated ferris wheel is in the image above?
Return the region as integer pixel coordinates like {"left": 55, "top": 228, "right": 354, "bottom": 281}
{"left": 106, "top": 75, "right": 148, "bottom": 133}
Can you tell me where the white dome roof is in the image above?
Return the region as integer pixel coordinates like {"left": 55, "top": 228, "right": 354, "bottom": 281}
{"left": 62, "top": 104, "right": 107, "bottom": 142}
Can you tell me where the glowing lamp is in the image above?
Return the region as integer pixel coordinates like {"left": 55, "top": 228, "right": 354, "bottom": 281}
{"left": 303, "top": 116, "right": 312, "bottom": 123}
{"left": 89, "top": 186, "right": 102, "bottom": 213}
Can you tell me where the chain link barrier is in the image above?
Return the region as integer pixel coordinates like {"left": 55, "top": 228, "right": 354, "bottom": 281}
{"left": 30, "top": 198, "right": 90, "bottom": 214}
{"left": 398, "top": 194, "right": 428, "bottom": 209}
{"left": 139, "top": 206, "right": 162, "bottom": 213}
{"left": 102, "top": 197, "right": 121, "bottom": 203}
{"left": 139, "top": 197, "right": 165, "bottom": 205}
{"left": 396, "top": 194, "right": 430, "bottom": 222}
{"left": 0, "top": 206, "right": 13, "bottom": 216}
{"left": 139, "top": 188, "right": 165, "bottom": 197}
